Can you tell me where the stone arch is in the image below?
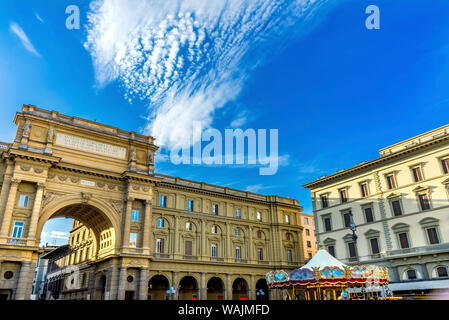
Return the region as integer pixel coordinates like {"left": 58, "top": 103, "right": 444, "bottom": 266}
{"left": 232, "top": 277, "right": 249, "bottom": 300}
{"left": 36, "top": 194, "right": 121, "bottom": 259}
{"left": 148, "top": 274, "right": 170, "bottom": 300}
{"left": 207, "top": 276, "right": 225, "bottom": 300}
{"left": 178, "top": 275, "right": 199, "bottom": 300}
{"left": 431, "top": 265, "right": 448, "bottom": 278}
{"left": 255, "top": 278, "right": 269, "bottom": 300}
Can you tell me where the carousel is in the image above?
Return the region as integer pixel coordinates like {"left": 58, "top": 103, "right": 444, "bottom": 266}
{"left": 267, "top": 245, "right": 393, "bottom": 300}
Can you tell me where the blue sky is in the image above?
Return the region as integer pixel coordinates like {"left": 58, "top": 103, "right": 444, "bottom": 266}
{"left": 1, "top": 0, "right": 449, "bottom": 245}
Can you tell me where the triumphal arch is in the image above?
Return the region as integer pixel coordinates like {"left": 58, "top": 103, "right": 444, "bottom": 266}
{"left": 0, "top": 105, "right": 304, "bottom": 300}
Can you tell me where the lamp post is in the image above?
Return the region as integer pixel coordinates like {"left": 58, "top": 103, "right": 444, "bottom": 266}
{"left": 256, "top": 289, "right": 265, "bottom": 300}
{"left": 166, "top": 286, "right": 176, "bottom": 300}
{"left": 348, "top": 211, "right": 360, "bottom": 265}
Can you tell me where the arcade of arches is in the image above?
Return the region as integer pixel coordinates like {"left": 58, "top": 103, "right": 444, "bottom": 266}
{"left": 0, "top": 105, "right": 304, "bottom": 300}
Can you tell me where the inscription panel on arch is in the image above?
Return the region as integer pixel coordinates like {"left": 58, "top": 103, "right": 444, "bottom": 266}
{"left": 55, "top": 133, "right": 127, "bottom": 159}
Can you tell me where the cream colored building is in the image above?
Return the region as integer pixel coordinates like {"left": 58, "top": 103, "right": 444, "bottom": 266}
{"left": 299, "top": 213, "right": 317, "bottom": 262}
{"left": 0, "top": 105, "right": 305, "bottom": 300}
{"left": 303, "top": 124, "right": 449, "bottom": 295}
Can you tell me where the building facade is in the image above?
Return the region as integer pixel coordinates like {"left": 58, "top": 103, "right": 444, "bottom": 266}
{"left": 303, "top": 124, "right": 449, "bottom": 295}
{"left": 299, "top": 213, "right": 317, "bottom": 262}
{"left": 0, "top": 105, "right": 305, "bottom": 300}
{"left": 30, "top": 244, "right": 57, "bottom": 299}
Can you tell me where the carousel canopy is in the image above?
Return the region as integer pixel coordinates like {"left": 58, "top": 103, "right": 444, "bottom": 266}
{"left": 302, "top": 248, "right": 347, "bottom": 270}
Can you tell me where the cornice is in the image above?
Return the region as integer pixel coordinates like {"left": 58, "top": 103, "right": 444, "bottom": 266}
{"left": 303, "top": 135, "right": 449, "bottom": 189}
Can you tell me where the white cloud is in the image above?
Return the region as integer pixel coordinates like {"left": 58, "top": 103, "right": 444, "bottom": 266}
{"left": 35, "top": 13, "right": 45, "bottom": 24}
{"left": 9, "top": 22, "right": 41, "bottom": 57}
{"left": 84, "top": 0, "right": 330, "bottom": 150}
{"left": 42, "top": 230, "right": 70, "bottom": 240}
{"left": 230, "top": 110, "right": 249, "bottom": 128}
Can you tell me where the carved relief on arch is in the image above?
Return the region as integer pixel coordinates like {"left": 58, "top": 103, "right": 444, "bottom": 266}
{"left": 70, "top": 177, "right": 80, "bottom": 184}
{"left": 34, "top": 167, "right": 44, "bottom": 174}
{"left": 19, "top": 164, "right": 31, "bottom": 172}
{"left": 58, "top": 175, "right": 68, "bottom": 181}
{"left": 42, "top": 192, "right": 65, "bottom": 208}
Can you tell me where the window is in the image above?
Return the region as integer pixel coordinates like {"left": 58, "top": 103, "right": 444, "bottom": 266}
{"left": 320, "top": 194, "right": 328, "bottom": 208}
{"left": 307, "top": 241, "right": 311, "bottom": 248}
{"left": 129, "top": 233, "right": 137, "bottom": 247}
{"left": 160, "top": 195, "right": 167, "bottom": 208}
{"left": 235, "top": 246, "right": 241, "bottom": 259}
{"left": 407, "top": 269, "right": 417, "bottom": 280}
{"left": 418, "top": 193, "right": 430, "bottom": 211}
{"left": 348, "top": 242, "right": 356, "bottom": 258}
{"left": 185, "top": 241, "right": 192, "bottom": 255}
{"left": 285, "top": 215, "right": 291, "bottom": 225}
{"left": 286, "top": 233, "right": 291, "bottom": 241}
{"left": 257, "top": 231, "right": 262, "bottom": 239}
{"left": 257, "top": 211, "right": 262, "bottom": 222}
{"left": 411, "top": 166, "right": 423, "bottom": 182}
{"left": 441, "top": 158, "right": 449, "bottom": 174}
{"left": 287, "top": 250, "right": 292, "bottom": 262}
{"left": 386, "top": 174, "right": 396, "bottom": 189}
{"left": 364, "top": 206, "right": 374, "bottom": 223}
{"left": 211, "top": 244, "right": 218, "bottom": 257}
{"left": 186, "top": 222, "right": 193, "bottom": 231}
{"left": 360, "top": 182, "right": 369, "bottom": 197}
{"left": 391, "top": 199, "right": 403, "bottom": 216}
{"left": 305, "top": 229, "right": 310, "bottom": 236}
{"left": 339, "top": 189, "right": 348, "bottom": 203}
{"left": 370, "top": 238, "right": 380, "bottom": 254}
{"left": 157, "top": 219, "right": 165, "bottom": 228}
{"left": 12, "top": 221, "right": 24, "bottom": 238}
{"left": 398, "top": 232, "right": 410, "bottom": 249}
{"left": 308, "top": 252, "right": 313, "bottom": 259}
{"left": 236, "top": 208, "right": 241, "bottom": 219}
{"left": 213, "top": 204, "right": 219, "bottom": 215}
{"left": 187, "top": 200, "right": 194, "bottom": 212}
{"left": 327, "top": 245, "right": 335, "bottom": 257}
{"left": 235, "top": 228, "right": 241, "bottom": 236}
{"left": 211, "top": 225, "right": 218, "bottom": 234}
{"left": 131, "top": 210, "right": 139, "bottom": 221}
{"left": 257, "top": 248, "right": 263, "bottom": 261}
{"left": 437, "top": 267, "right": 448, "bottom": 278}
{"left": 324, "top": 217, "right": 332, "bottom": 232}
{"left": 343, "top": 211, "right": 352, "bottom": 228}
{"left": 304, "top": 217, "right": 309, "bottom": 225}
{"left": 18, "top": 195, "right": 29, "bottom": 208}
{"left": 156, "top": 238, "right": 164, "bottom": 253}
{"left": 426, "top": 227, "right": 440, "bottom": 245}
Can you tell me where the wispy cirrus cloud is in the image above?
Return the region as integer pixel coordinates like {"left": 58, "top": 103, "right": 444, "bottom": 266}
{"left": 35, "top": 13, "right": 45, "bottom": 24}
{"left": 84, "top": 0, "right": 331, "bottom": 150}
{"left": 9, "top": 22, "right": 41, "bottom": 57}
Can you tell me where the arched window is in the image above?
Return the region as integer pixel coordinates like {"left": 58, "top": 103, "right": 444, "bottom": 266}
{"left": 157, "top": 219, "right": 165, "bottom": 228}
{"left": 436, "top": 266, "right": 448, "bottom": 278}
{"left": 235, "top": 228, "right": 241, "bottom": 236}
{"left": 406, "top": 269, "right": 417, "bottom": 280}
{"left": 257, "top": 231, "right": 262, "bottom": 239}
{"left": 211, "top": 225, "right": 218, "bottom": 234}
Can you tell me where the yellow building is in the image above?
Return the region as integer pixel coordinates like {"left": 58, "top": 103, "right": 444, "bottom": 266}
{"left": 299, "top": 213, "right": 317, "bottom": 262}
{"left": 303, "top": 124, "right": 449, "bottom": 296}
{"left": 0, "top": 105, "right": 305, "bottom": 300}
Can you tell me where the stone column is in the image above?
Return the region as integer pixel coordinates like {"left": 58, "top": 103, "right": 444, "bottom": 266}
{"left": 248, "top": 226, "right": 253, "bottom": 262}
{"left": 201, "top": 220, "right": 206, "bottom": 260}
{"left": 108, "top": 264, "right": 119, "bottom": 300}
{"left": 117, "top": 266, "right": 127, "bottom": 300}
{"left": 27, "top": 183, "right": 45, "bottom": 243}
{"left": 0, "top": 178, "right": 20, "bottom": 241}
{"left": 122, "top": 197, "right": 133, "bottom": 250}
{"left": 142, "top": 200, "right": 152, "bottom": 255}
{"left": 87, "top": 271, "right": 96, "bottom": 300}
{"left": 226, "top": 223, "right": 231, "bottom": 262}
{"left": 138, "top": 268, "right": 149, "bottom": 300}
{"left": 14, "top": 261, "right": 32, "bottom": 300}
{"left": 0, "top": 175, "right": 12, "bottom": 222}
{"left": 226, "top": 274, "right": 232, "bottom": 300}
{"left": 174, "top": 216, "right": 179, "bottom": 258}
{"left": 249, "top": 275, "right": 255, "bottom": 300}
{"left": 200, "top": 272, "right": 207, "bottom": 300}
{"left": 172, "top": 271, "right": 178, "bottom": 300}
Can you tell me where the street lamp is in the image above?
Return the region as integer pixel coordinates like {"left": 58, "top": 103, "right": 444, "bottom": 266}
{"left": 256, "top": 289, "right": 265, "bottom": 300}
{"left": 348, "top": 211, "right": 360, "bottom": 265}
{"left": 166, "top": 286, "right": 176, "bottom": 300}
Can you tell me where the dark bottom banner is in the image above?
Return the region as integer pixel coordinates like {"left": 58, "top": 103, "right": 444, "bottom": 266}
{"left": 0, "top": 300, "right": 446, "bottom": 319}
